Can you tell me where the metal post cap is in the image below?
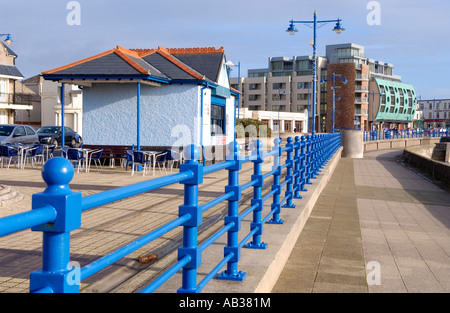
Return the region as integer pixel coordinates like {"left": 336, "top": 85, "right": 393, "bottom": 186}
{"left": 41, "top": 157, "right": 74, "bottom": 194}
{"left": 184, "top": 144, "right": 200, "bottom": 161}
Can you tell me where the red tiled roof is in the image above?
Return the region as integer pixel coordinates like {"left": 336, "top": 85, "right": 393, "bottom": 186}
{"left": 43, "top": 46, "right": 225, "bottom": 83}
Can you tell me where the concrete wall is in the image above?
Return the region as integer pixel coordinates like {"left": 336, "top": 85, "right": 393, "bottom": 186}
{"left": 402, "top": 145, "right": 450, "bottom": 184}
{"left": 364, "top": 137, "right": 440, "bottom": 152}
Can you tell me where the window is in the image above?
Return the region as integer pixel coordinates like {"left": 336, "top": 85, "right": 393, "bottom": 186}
{"left": 248, "top": 95, "right": 260, "bottom": 101}
{"left": 211, "top": 104, "right": 225, "bottom": 135}
{"left": 0, "top": 79, "right": 7, "bottom": 102}
{"left": 25, "top": 126, "right": 36, "bottom": 136}
{"left": 13, "top": 126, "right": 26, "bottom": 137}
{"left": 297, "top": 70, "right": 313, "bottom": 76}
{"left": 249, "top": 83, "right": 260, "bottom": 90}
{"left": 271, "top": 61, "right": 283, "bottom": 71}
{"left": 272, "top": 94, "right": 286, "bottom": 101}
{"left": 296, "top": 60, "right": 313, "bottom": 70}
{"left": 297, "top": 94, "right": 309, "bottom": 101}
{"left": 298, "top": 82, "right": 311, "bottom": 89}
{"left": 272, "top": 83, "right": 285, "bottom": 90}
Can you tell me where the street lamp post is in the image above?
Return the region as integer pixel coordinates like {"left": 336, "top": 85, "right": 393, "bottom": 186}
{"left": 286, "top": 11, "right": 345, "bottom": 134}
{"left": 320, "top": 74, "right": 347, "bottom": 132}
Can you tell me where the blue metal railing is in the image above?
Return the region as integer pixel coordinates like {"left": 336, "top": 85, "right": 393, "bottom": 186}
{"left": 363, "top": 129, "right": 449, "bottom": 142}
{"left": 0, "top": 133, "right": 341, "bottom": 293}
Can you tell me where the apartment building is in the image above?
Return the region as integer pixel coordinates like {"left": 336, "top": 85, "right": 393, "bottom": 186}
{"left": 0, "top": 41, "right": 36, "bottom": 124}
{"left": 418, "top": 99, "right": 450, "bottom": 129}
{"left": 233, "top": 43, "right": 417, "bottom": 133}
{"left": 231, "top": 56, "right": 327, "bottom": 133}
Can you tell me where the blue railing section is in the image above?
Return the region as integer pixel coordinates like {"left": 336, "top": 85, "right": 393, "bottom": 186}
{"left": 0, "top": 133, "right": 341, "bottom": 293}
{"left": 363, "top": 129, "right": 449, "bottom": 142}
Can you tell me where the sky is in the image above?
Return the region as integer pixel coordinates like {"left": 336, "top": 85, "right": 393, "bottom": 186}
{"left": 0, "top": 0, "right": 449, "bottom": 99}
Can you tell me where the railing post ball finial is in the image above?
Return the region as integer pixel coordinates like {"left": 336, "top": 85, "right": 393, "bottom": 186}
{"left": 185, "top": 144, "right": 200, "bottom": 162}
{"left": 273, "top": 137, "right": 281, "bottom": 147}
{"left": 41, "top": 157, "right": 74, "bottom": 195}
{"left": 286, "top": 136, "right": 293, "bottom": 144}
{"left": 229, "top": 140, "right": 240, "bottom": 156}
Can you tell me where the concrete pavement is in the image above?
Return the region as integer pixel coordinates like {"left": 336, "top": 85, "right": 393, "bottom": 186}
{"left": 273, "top": 149, "right": 450, "bottom": 293}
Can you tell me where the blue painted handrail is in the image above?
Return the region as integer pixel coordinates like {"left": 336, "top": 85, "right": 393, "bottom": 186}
{"left": 363, "top": 129, "right": 449, "bottom": 142}
{"left": 0, "top": 133, "right": 341, "bottom": 293}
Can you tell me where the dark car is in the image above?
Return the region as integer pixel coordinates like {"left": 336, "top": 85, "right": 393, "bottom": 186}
{"left": 0, "top": 124, "right": 39, "bottom": 145}
{"left": 37, "top": 126, "right": 82, "bottom": 147}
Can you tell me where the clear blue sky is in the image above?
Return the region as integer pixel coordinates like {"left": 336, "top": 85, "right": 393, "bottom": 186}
{"left": 1, "top": 0, "right": 448, "bottom": 99}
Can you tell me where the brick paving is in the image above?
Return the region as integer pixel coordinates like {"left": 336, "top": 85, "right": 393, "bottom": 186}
{"left": 0, "top": 151, "right": 280, "bottom": 293}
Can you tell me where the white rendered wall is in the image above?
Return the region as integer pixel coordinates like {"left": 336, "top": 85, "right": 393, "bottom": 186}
{"left": 83, "top": 83, "right": 200, "bottom": 147}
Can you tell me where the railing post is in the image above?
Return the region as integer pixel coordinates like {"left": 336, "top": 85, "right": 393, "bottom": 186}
{"left": 178, "top": 144, "right": 203, "bottom": 293}
{"left": 29, "top": 157, "right": 82, "bottom": 293}
{"left": 267, "top": 138, "right": 284, "bottom": 224}
{"left": 217, "top": 141, "right": 246, "bottom": 281}
{"left": 293, "top": 136, "right": 302, "bottom": 199}
{"left": 310, "top": 134, "right": 318, "bottom": 179}
{"left": 317, "top": 134, "right": 324, "bottom": 172}
{"left": 282, "top": 137, "right": 295, "bottom": 208}
{"left": 300, "top": 136, "right": 308, "bottom": 191}
{"left": 305, "top": 135, "right": 312, "bottom": 185}
{"left": 245, "top": 139, "right": 267, "bottom": 250}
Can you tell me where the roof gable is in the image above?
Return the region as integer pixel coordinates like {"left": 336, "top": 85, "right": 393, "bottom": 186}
{"left": 42, "top": 46, "right": 225, "bottom": 84}
{"left": 173, "top": 52, "right": 223, "bottom": 82}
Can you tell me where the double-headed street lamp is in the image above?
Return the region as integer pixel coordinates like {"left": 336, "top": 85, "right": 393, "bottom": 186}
{"left": 0, "top": 34, "right": 13, "bottom": 46}
{"left": 320, "top": 74, "right": 347, "bottom": 133}
{"left": 286, "top": 11, "right": 345, "bottom": 134}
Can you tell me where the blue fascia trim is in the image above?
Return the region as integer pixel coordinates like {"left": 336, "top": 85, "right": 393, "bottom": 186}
{"left": 169, "top": 80, "right": 218, "bottom": 88}
{"left": 42, "top": 74, "right": 170, "bottom": 84}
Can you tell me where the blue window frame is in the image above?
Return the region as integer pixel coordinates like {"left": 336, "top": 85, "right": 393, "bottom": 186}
{"left": 211, "top": 96, "right": 226, "bottom": 136}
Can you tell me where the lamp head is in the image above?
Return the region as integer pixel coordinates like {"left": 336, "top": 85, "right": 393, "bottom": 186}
{"left": 225, "top": 60, "right": 234, "bottom": 67}
{"left": 286, "top": 20, "right": 298, "bottom": 35}
{"left": 320, "top": 77, "right": 325, "bottom": 83}
{"left": 343, "top": 76, "right": 348, "bottom": 84}
{"left": 4, "top": 34, "right": 12, "bottom": 46}
{"left": 333, "top": 19, "right": 345, "bottom": 34}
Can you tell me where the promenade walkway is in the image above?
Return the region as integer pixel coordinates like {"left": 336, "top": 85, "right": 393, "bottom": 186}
{"left": 273, "top": 149, "right": 450, "bottom": 293}
{"left": 0, "top": 148, "right": 449, "bottom": 293}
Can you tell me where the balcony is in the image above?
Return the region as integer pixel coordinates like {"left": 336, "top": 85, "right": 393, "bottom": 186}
{"left": 355, "top": 97, "right": 369, "bottom": 105}
{"left": 355, "top": 74, "right": 369, "bottom": 81}
{"left": 355, "top": 108, "right": 368, "bottom": 116}
{"left": 0, "top": 93, "right": 40, "bottom": 106}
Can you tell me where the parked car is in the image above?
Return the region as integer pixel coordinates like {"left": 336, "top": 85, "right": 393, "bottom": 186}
{"left": 0, "top": 124, "right": 40, "bottom": 145}
{"left": 37, "top": 126, "right": 82, "bottom": 147}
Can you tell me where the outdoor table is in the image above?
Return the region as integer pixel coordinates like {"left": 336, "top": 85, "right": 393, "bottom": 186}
{"left": 143, "top": 151, "right": 159, "bottom": 176}
{"left": 80, "top": 148, "right": 93, "bottom": 172}
{"left": 42, "top": 144, "right": 56, "bottom": 161}
{"left": 11, "top": 144, "right": 33, "bottom": 169}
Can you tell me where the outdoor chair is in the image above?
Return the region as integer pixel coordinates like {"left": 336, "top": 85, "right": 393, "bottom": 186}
{"left": 61, "top": 147, "right": 69, "bottom": 158}
{"left": 167, "top": 149, "right": 183, "bottom": 171}
{"left": 87, "top": 149, "right": 103, "bottom": 172}
{"left": 67, "top": 148, "right": 85, "bottom": 173}
{"left": 125, "top": 149, "right": 134, "bottom": 172}
{"left": 24, "top": 144, "right": 45, "bottom": 168}
{"left": 0, "top": 145, "right": 7, "bottom": 168}
{"left": 1, "top": 145, "right": 19, "bottom": 170}
{"left": 131, "top": 150, "right": 151, "bottom": 176}
{"left": 155, "top": 151, "right": 170, "bottom": 173}
{"left": 47, "top": 144, "right": 56, "bottom": 159}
